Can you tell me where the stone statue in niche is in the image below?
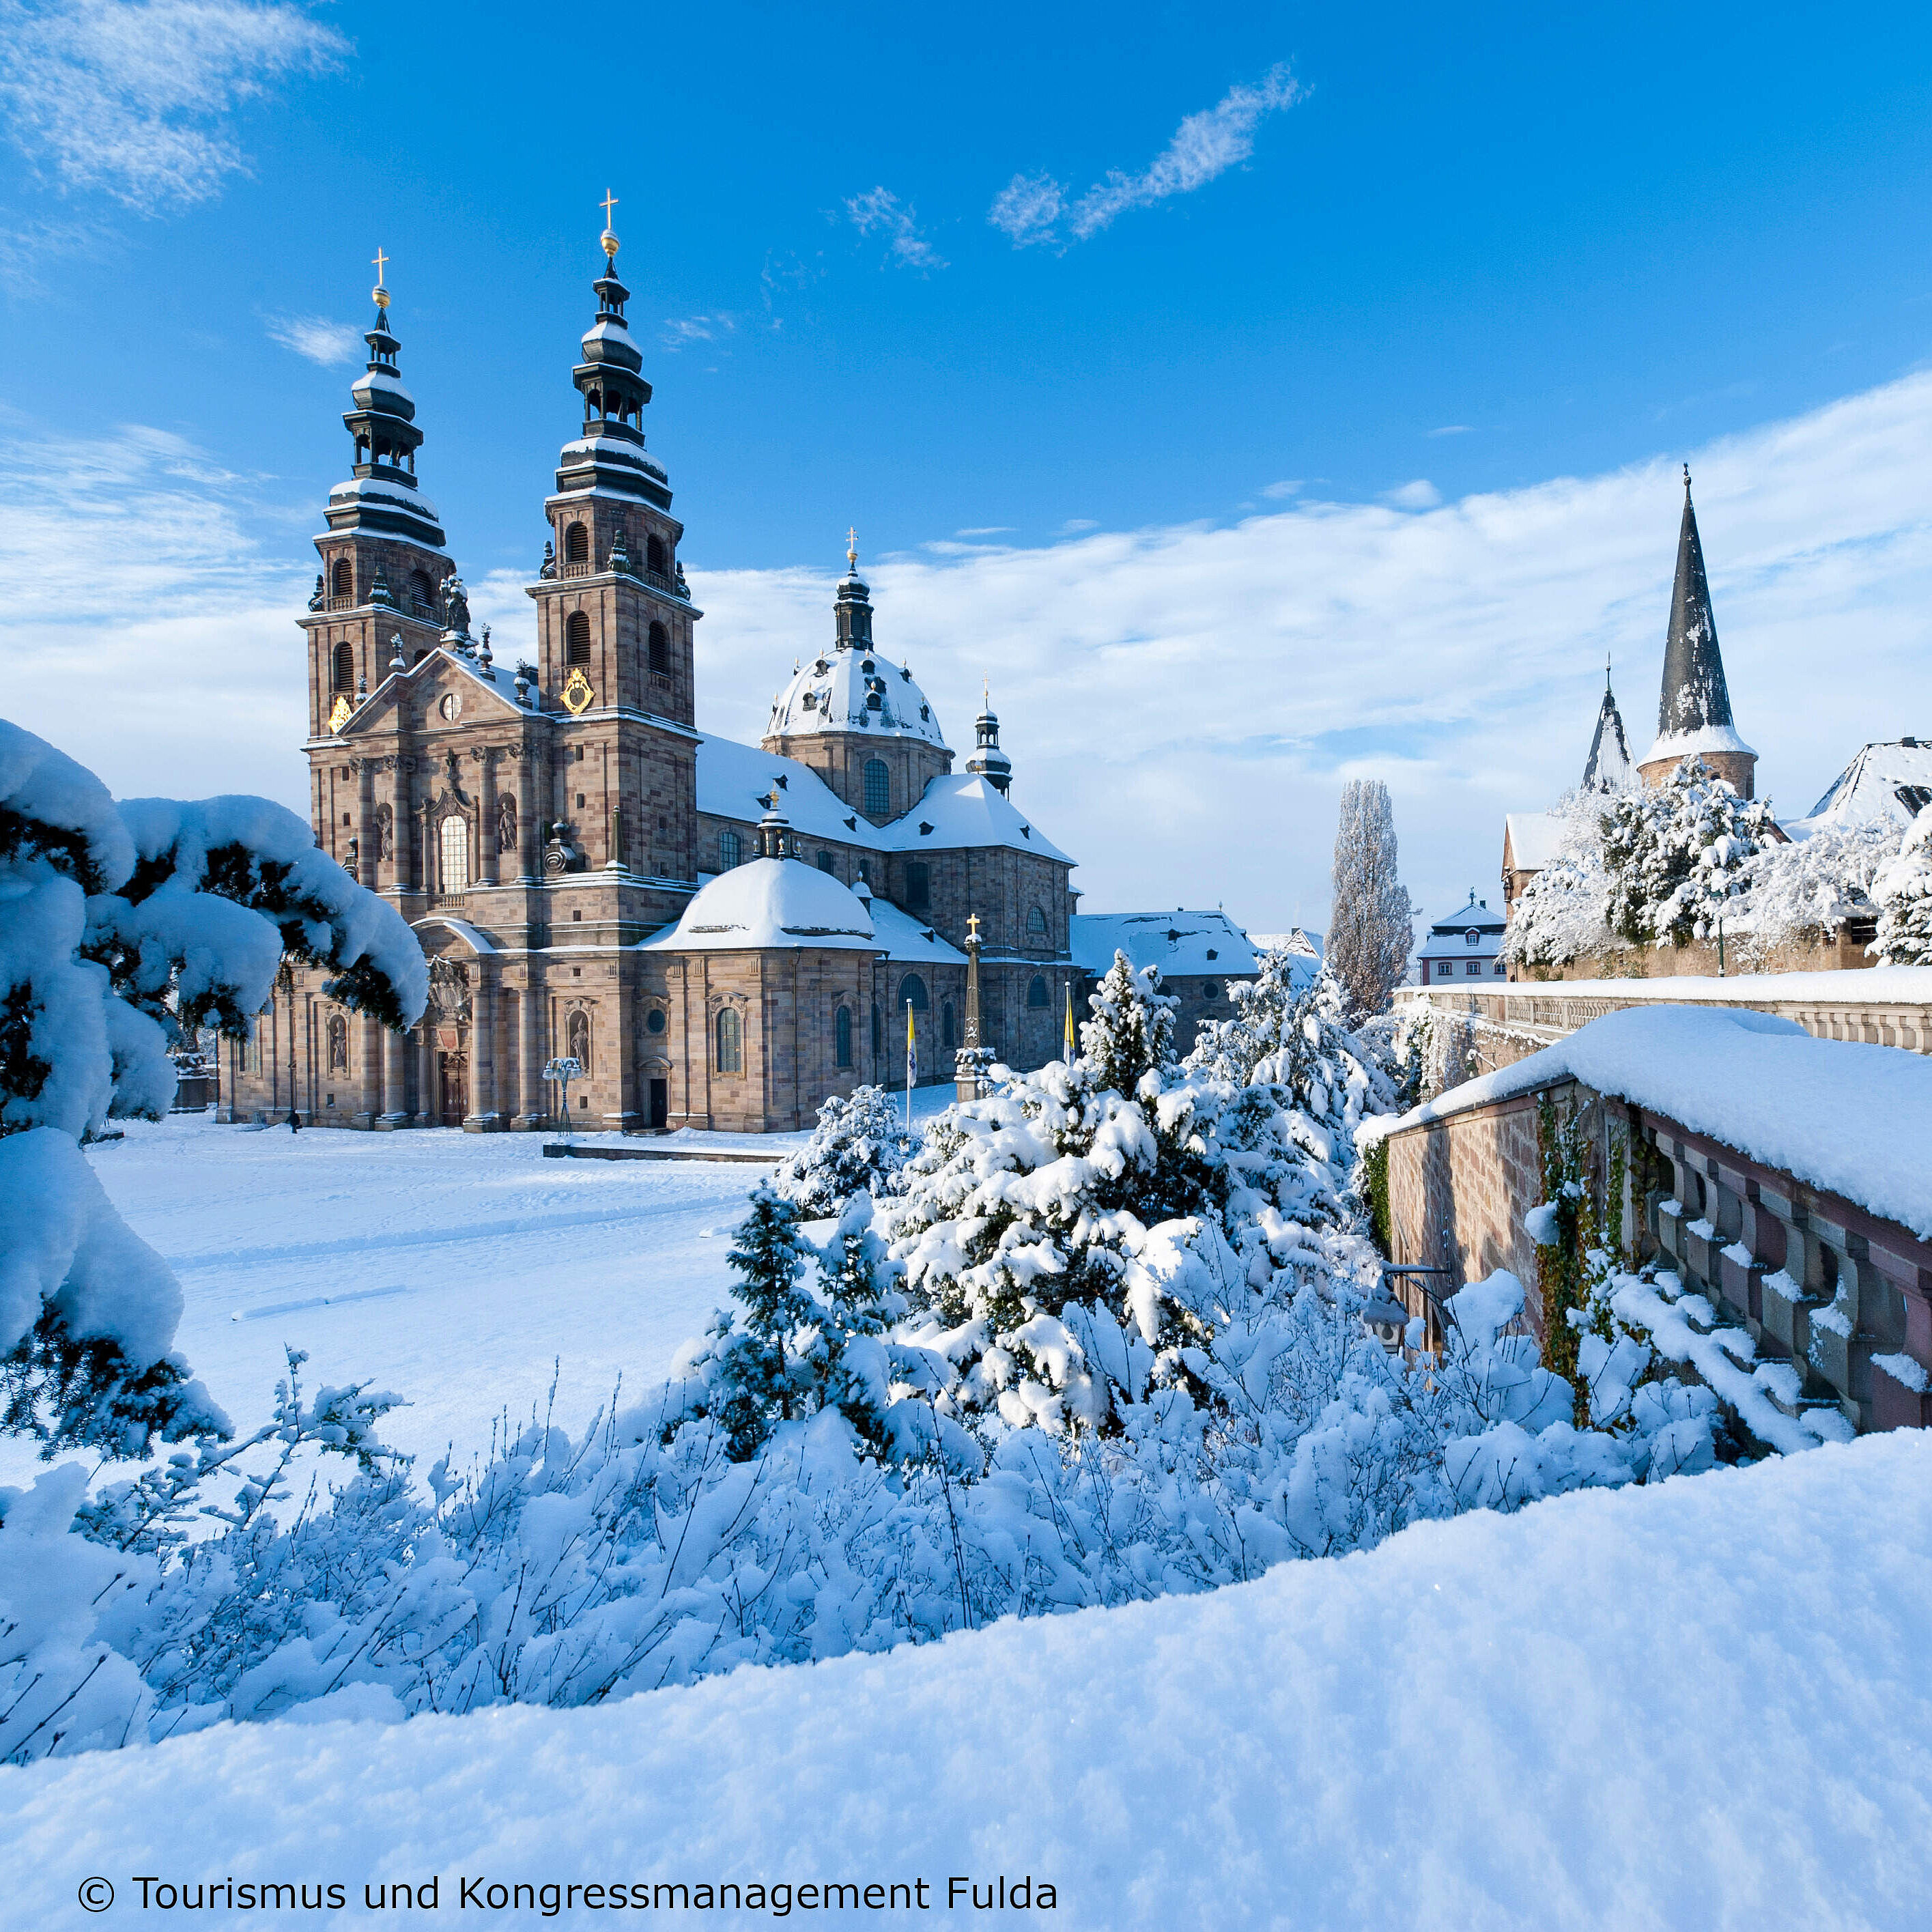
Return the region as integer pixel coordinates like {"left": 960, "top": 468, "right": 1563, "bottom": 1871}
{"left": 374, "top": 803, "right": 394, "bottom": 860}
{"left": 496, "top": 792, "right": 517, "bottom": 855}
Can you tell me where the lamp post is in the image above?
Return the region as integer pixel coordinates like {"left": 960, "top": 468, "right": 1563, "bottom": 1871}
{"left": 276, "top": 957, "right": 300, "bottom": 1133}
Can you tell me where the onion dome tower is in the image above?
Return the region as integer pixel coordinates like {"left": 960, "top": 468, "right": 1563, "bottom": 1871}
{"left": 965, "top": 683, "right": 1013, "bottom": 793}
{"left": 762, "top": 532, "right": 953, "bottom": 823}
{"left": 1638, "top": 467, "right": 1757, "bottom": 797}
{"left": 303, "top": 253, "right": 453, "bottom": 743}
{"left": 1582, "top": 659, "right": 1633, "bottom": 791}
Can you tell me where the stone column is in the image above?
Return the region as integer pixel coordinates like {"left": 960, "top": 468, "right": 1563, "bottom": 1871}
{"left": 418, "top": 1022, "right": 440, "bottom": 1127}
{"left": 516, "top": 748, "right": 540, "bottom": 884}
{"left": 354, "top": 1012, "right": 382, "bottom": 1128}
{"left": 466, "top": 969, "right": 498, "bottom": 1129}
{"left": 378, "top": 1025, "right": 410, "bottom": 1128}
{"left": 355, "top": 759, "right": 377, "bottom": 888}
{"left": 390, "top": 759, "right": 416, "bottom": 894}
{"left": 517, "top": 976, "right": 545, "bottom": 1128}
{"left": 479, "top": 750, "right": 500, "bottom": 887}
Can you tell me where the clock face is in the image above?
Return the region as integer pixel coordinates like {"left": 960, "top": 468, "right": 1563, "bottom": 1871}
{"left": 439, "top": 692, "right": 462, "bottom": 722}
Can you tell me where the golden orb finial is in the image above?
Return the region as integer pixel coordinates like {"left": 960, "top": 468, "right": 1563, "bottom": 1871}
{"left": 600, "top": 189, "right": 620, "bottom": 259}
{"left": 371, "top": 246, "right": 390, "bottom": 309}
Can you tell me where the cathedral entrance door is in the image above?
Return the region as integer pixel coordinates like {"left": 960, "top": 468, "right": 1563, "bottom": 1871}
{"left": 438, "top": 1053, "right": 468, "bottom": 1127}
{"left": 647, "top": 1079, "right": 668, "bottom": 1130}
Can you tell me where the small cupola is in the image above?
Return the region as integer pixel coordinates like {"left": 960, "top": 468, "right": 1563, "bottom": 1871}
{"left": 758, "top": 806, "right": 793, "bottom": 860}
{"left": 965, "top": 685, "right": 1014, "bottom": 794}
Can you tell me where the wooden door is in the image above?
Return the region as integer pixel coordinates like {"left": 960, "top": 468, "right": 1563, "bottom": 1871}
{"left": 438, "top": 1053, "right": 468, "bottom": 1126}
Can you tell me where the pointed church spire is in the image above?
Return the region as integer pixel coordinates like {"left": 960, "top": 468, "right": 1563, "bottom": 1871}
{"left": 1638, "top": 466, "right": 1757, "bottom": 796}
{"left": 323, "top": 258, "right": 446, "bottom": 548}
{"left": 1582, "top": 655, "right": 1632, "bottom": 791}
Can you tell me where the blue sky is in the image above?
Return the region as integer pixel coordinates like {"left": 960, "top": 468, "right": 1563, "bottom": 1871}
{"left": 5, "top": 1, "right": 1932, "bottom": 930}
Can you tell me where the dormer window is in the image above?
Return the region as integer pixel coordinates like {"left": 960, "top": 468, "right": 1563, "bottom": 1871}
{"left": 1464, "top": 928, "right": 1480, "bottom": 946}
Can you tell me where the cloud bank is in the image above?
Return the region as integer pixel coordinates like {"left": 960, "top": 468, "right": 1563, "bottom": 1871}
{"left": 991, "top": 65, "right": 1302, "bottom": 248}
{"left": 6, "top": 376, "right": 1931, "bottom": 933}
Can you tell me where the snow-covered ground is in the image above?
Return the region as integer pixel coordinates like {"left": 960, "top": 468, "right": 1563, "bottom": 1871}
{"left": 5, "top": 1429, "right": 1929, "bottom": 1929}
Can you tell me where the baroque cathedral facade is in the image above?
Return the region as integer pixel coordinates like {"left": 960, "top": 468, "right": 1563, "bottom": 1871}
{"left": 223, "top": 222, "right": 1077, "bottom": 1133}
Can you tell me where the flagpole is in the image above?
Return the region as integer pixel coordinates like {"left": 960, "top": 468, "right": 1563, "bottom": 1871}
{"left": 905, "top": 998, "right": 915, "bottom": 1128}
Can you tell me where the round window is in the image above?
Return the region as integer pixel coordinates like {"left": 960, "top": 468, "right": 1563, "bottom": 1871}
{"left": 646, "top": 1008, "right": 667, "bottom": 1034}
{"left": 439, "top": 692, "right": 462, "bottom": 722}
{"left": 1202, "top": 981, "right": 1221, "bottom": 1000}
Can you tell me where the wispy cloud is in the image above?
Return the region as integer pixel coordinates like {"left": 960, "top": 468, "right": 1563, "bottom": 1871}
{"left": 1060, "top": 517, "right": 1098, "bottom": 533}
{"left": 844, "top": 187, "right": 946, "bottom": 271}
{"left": 1260, "top": 479, "right": 1304, "bottom": 499}
{"left": 1427, "top": 425, "right": 1473, "bottom": 438}
{"left": 265, "top": 313, "right": 363, "bottom": 366}
{"left": 956, "top": 526, "right": 1014, "bottom": 537}
{"left": 661, "top": 314, "right": 737, "bottom": 350}
{"left": 0, "top": 0, "right": 346, "bottom": 212}
{"left": 991, "top": 64, "right": 1302, "bottom": 249}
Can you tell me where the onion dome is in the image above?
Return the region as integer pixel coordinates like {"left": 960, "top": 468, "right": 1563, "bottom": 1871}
{"left": 324, "top": 259, "right": 445, "bottom": 548}
{"left": 764, "top": 540, "right": 947, "bottom": 748}
{"left": 554, "top": 199, "right": 671, "bottom": 509}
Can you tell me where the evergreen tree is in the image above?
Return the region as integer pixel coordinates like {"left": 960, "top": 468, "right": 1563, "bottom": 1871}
{"left": 1602, "top": 756, "right": 1776, "bottom": 948}
{"left": 1327, "top": 780, "right": 1414, "bottom": 1017}
{"left": 707, "top": 1183, "right": 816, "bottom": 1459}
{"left": 1873, "top": 800, "right": 1932, "bottom": 965}
{"left": 773, "top": 1084, "right": 917, "bottom": 1216}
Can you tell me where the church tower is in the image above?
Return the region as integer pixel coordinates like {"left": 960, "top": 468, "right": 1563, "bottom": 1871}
{"left": 1582, "top": 662, "right": 1632, "bottom": 791}
{"left": 1638, "top": 468, "right": 1757, "bottom": 797}
{"left": 297, "top": 258, "right": 453, "bottom": 753}
{"left": 526, "top": 202, "right": 700, "bottom": 881}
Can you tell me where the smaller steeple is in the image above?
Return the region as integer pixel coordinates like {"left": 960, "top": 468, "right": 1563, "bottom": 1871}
{"left": 965, "top": 681, "right": 1013, "bottom": 793}
{"left": 833, "top": 532, "right": 875, "bottom": 650}
{"left": 757, "top": 805, "right": 793, "bottom": 860}
{"left": 1582, "top": 655, "right": 1633, "bottom": 791}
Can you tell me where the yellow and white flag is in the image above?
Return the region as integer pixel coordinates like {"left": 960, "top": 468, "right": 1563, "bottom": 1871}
{"left": 1063, "top": 981, "right": 1076, "bottom": 1062}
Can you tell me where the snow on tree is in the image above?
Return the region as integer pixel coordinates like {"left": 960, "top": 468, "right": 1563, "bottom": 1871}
{"left": 0, "top": 720, "right": 425, "bottom": 1455}
{"left": 1326, "top": 779, "right": 1413, "bottom": 1016}
{"left": 1740, "top": 817, "right": 1897, "bottom": 958}
{"left": 1873, "top": 801, "right": 1932, "bottom": 965}
{"left": 771, "top": 1084, "right": 917, "bottom": 1217}
{"left": 1602, "top": 756, "right": 1777, "bottom": 948}
{"left": 1501, "top": 790, "right": 1615, "bottom": 969}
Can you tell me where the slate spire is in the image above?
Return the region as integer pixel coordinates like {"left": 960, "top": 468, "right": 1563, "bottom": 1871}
{"left": 1656, "top": 466, "right": 1734, "bottom": 741}
{"left": 1582, "top": 656, "right": 1632, "bottom": 790}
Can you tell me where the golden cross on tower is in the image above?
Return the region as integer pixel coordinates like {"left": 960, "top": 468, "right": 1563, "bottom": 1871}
{"left": 846, "top": 526, "right": 858, "bottom": 571}
{"left": 371, "top": 246, "right": 390, "bottom": 309}
{"left": 599, "top": 190, "right": 621, "bottom": 260}
{"left": 601, "top": 189, "right": 619, "bottom": 228}
{"left": 966, "top": 913, "right": 981, "bottom": 943}
{"left": 372, "top": 246, "right": 388, "bottom": 281}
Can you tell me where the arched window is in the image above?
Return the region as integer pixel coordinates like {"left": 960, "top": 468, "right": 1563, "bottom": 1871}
{"left": 898, "top": 973, "right": 928, "bottom": 1012}
{"left": 871, "top": 1002, "right": 882, "bottom": 1057}
{"left": 943, "top": 1001, "right": 956, "bottom": 1049}
{"left": 326, "top": 1012, "right": 349, "bottom": 1072}
{"left": 816, "top": 850, "right": 834, "bottom": 875}
{"left": 647, "top": 533, "right": 667, "bottom": 574}
{"left": 719, "top": 827, "right": 741, "bottom": 869}
{"left": 567, "top": 1008, "right": 591, "bottom": 1076}
{"left": 905, "top": 862, "right": 930, "bottom": 909}
{"left": 715, "top": 1006, "right": 743, "bottom": 1074}
{"left": 440, "top": 814, "right": 469, "bottom": 893}
{"left": 564, "top": 522, "right": 589, "bottom": 563}
{"left": 330, "top": 557, "right": 352, "bottom": 597}
{"left": 332, "top": 640, "right": 355, "bottom": 693}
{"left": 565, "top": 611, "right": 592, "bottom": 664}
{"left": 648, "top": 621, "right": 670, "bottom": 675}
{"left": 835, "top": 1005, "right": 853, "bottom": 1068}
{"left": 1027, "top": 974, "right": 1050, "bottom": 1008}
{"left": 863, "top": 758, "right": 890, "bottom": 818}
{"left": 1027, "top": 905, "right": 1048, "bottom": 937}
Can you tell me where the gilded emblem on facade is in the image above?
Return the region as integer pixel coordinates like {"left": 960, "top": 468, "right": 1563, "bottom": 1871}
{"left": 327, "top": 694, "right": 353, "bottom": 733}
{"left": 562, "top": 667, "right": 595, "bottom": 715}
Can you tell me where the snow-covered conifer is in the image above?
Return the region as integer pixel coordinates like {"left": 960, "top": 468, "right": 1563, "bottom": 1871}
{"left": 0, "top": 720, "right": 424, "bottom": 1453}
{"left": 1602, "top": 756, "right": 1776, "bottom": 948}
{"left": 1872, "top": 802, "right": 1932, "bottom": 965}
{"left": 1327, "top": 779, "right": 1414, "bottom": 1016}
{"left": 772, "top": 1084, "right": 916, "bottom": 1216}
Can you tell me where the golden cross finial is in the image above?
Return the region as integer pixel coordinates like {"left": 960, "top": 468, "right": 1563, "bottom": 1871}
{"left": 967, "top": 913, "right": 981, "bottom": 942}
{"left": 601, "top": 189, "right": 619, "bottom": 227}
{"left": 372, "top": 246, "right": 388, "bottom": 281}
{"left": 371, "top": 246, "right": 389, "bottom": 309}
{"left": 846, "top": 526, "right": 858, "bottom": 571}
{"left": 982, "top": 676, "right": 990, "bottom": 709}
{"left": 599, "top": 190, "right": 621, "bottom": 260}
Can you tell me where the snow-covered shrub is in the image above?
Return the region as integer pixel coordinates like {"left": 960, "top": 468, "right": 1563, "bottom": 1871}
{"left": 1602, "top": 756, "right": 1778, "bottom": 948}
{"left": 1736, "top": 818, "right": 1897, "bottom": 960}
{"left": 1501, "top": 791, "right": 1615, "bottom": 969}
{"left": 771, "top": 1084, "right": 917, "bottom": 1215}
{"left": 0, "top": 720, "right": 424, "bottom": 1454}
{"left": 1873, "top": 802, "right": 1932, "bottom": 965}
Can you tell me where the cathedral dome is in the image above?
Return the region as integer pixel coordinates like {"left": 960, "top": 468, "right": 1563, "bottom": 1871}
{"left": 765, "top": 647, "right": 946, "bottom": 748}
{"left": 646, "top": 854, "right": 878, "bottom": 952}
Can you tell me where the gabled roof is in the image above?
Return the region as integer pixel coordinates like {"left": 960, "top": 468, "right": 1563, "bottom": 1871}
{"left": 335, "top": 641, "right": 535, "bottom": 737}
{"left": 1503, "top": 812, "right": 1561, "bottom": 872}
{"left": 1071, "top": 909, "right": 1258, "bottom": 979}
{"left": 1417, "top": 891, "right": 1505, "bottom": 958}
{"left": 876, "top": 773, "right": 1072, "bottom": 863}
{"left": 1786, "top": 739, "right": 1932, "bottom": 838}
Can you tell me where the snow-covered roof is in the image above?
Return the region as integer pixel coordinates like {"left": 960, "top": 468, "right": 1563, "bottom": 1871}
{"left": 765, "top": 645, "right": 947, "bottom": 749}
{"left": 877, "top": 773, "right": 1070, "bottom": 862}
{"left": 1417, "top": 893, "right": 1506, "bottom": 959}
{"left": 640, "top": 857, "right": 878, "bottom": 954}
{"left": 1071, "top": 909, "right": 1258, "bottom": 980}
{"left": 1383, "top": 1003, "right": 1932, "bottom": 1240}
{"left": 1643, "top": 722, "right": 1757, "bottom": 767}
{"left": 1787, "top": 739, "right": 1932, "bottom": 840}
{"left": 1503, "top": 813, "right": 1561, "bottom": 872}
{"left": 323, "top": 476, "right": 442, "bottom": 524}
{"left": 554, "top": 431, "right": 668, "bottom": 497}
{"left": 863, "top": 892, "right": 968, "bottom": 967}
{"left": 351, "top": 366, "right": 414, "bottom": 409}
{"left": 695, "top": 741, "right": 1070, "bottom": 864}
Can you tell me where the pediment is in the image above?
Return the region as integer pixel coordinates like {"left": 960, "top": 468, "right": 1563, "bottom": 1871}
{"left": 338, "top": 649, "right": 530, "bottom": 739}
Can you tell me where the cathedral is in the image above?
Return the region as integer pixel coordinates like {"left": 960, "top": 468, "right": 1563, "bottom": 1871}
{"left": 222, "top": 218, "right": 1079, "bottom": 1133}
